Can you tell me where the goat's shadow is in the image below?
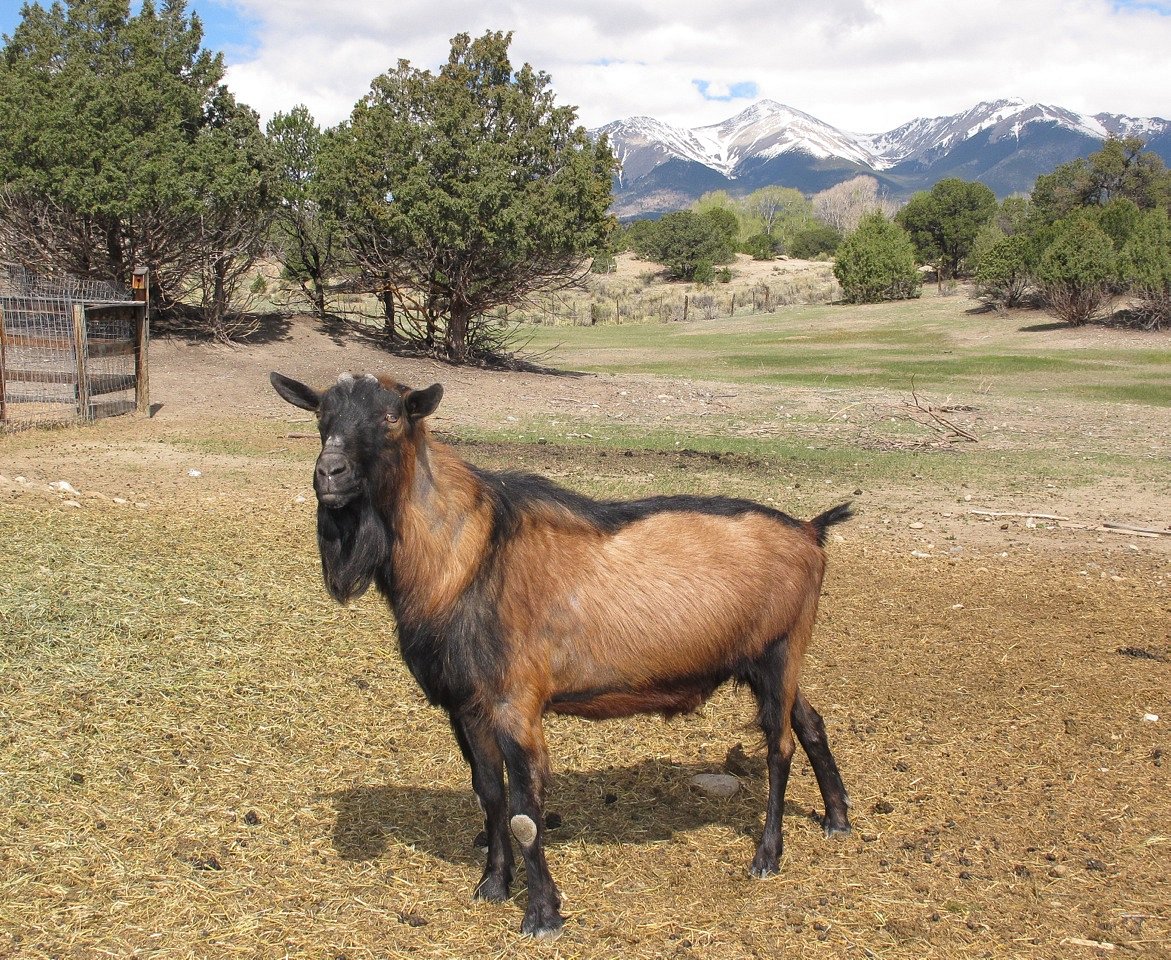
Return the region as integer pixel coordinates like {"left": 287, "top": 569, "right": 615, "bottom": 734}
{"left": 331, "top": 757, "right": 823, "bottom": 866}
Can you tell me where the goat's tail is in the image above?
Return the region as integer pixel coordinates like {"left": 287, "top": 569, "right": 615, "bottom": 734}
{"left": 808, "top": 501, "right": 854, "bottom": 547}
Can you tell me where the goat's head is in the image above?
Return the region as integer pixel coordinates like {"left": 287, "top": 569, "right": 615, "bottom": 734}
{"left": 269, "top": 371, "right": 443, "bottom": 509}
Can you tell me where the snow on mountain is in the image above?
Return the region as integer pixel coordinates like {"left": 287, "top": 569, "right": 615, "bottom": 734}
{"left": 597, "top": 99, "right": 883, "bottom": 182}
{"left": 596, "top": 98, "right": 1170, "bottom": 215}
{"left": 861, "top": 99, "right": 1111, "bottom": 168}
{"left": 1095, "top": 111, "right": 1171, "bottom": 140}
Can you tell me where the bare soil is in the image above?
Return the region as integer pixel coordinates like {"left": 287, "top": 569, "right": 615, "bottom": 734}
{"left": 1, "top": 313, "right": 1168, "bottom": 959}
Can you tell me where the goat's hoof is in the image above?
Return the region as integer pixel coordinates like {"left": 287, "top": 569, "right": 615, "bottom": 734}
{"left": 474, "top": 874, "right": 510, "bottom": 903}
{"left": 748, "top": 854, "right": 780, "bottom": 879}
{"left": 823, "top": 819, "right": 852, "bottom": 839}
{"left": 521, "top": 904, "right": 564, "bottom": 939}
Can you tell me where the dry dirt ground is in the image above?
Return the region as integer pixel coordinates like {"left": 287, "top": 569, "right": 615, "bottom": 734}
{"left": 1, "top": 314, "right": 1169, "bottom": 959}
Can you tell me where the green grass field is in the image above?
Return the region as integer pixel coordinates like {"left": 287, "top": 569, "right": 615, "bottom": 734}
{"left": 519, "top": 295, "right": 1171, "bottom": 406}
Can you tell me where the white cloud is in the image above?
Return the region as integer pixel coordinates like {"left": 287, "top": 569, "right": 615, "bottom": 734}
{"left": 219, "top": 0, "right": 1171, "bottom": 132}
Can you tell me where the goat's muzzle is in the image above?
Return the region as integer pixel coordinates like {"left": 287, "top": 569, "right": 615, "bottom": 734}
{"left": 314, "top": 451, "right": 362, "bottom": 508}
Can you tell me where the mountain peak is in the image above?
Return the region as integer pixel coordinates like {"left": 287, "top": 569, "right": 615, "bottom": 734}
{"left": 596, "top": 98, "right": 1170, "bottom": 218}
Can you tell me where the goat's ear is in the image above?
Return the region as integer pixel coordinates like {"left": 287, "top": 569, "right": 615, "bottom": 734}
{"left": 270, "top": 372, "right": 320, "bottom": 412}
{"left": 405, "top": 383, "right": 443, "bottom": 421}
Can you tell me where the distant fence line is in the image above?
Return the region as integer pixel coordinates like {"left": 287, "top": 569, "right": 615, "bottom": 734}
{"left": 495, "top": 271, "right": 841, "bottom": 327}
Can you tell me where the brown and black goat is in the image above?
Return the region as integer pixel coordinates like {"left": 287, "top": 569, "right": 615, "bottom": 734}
{"left": 271, "top": 370, "right": 853, "bottom": 938}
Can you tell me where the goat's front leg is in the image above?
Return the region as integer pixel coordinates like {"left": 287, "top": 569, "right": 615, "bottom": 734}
{"left": 498, "top": 716, "right": 563, "bottom": 938}
{"left": 450, "top": 715, "right": 513, "bottom": 902}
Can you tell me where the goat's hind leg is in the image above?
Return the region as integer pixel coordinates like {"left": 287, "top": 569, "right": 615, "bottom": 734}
{"left": 450, "top": 715, "right": 513, "bottom": 902}
{"left": 792, "top": 688, "right": 852, "bottom": 837}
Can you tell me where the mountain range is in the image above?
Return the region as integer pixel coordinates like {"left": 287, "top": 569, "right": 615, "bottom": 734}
{"left": 594, "top": 98, "right": 1171, "bottom": 219}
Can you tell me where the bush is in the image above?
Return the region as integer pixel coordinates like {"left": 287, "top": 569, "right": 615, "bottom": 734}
{"left": 1118, "top": 208, "right": 1171, "bottom": 329}
{"left": 743, "top": 233, "right": 782, "bottom": 260}
{"left": 973, "top": 230, "right": 1035, "bottom": 310}
{"left": 639, "top": 211, "right": 735, "bottom": 281}
{"left": 1037, "top": 216, "right": 1116, "bottom": 325}
{"left": 789, "top": 224, "right": 842, "bottom": 259}
{"left": 833, "top": 212, "right": 922, "bottom": 303}
{"left": 590, "top": 251, "right": 617, "bottom": 274}
{"left": 692, "top": 260, "right": 715, "bottom": 284}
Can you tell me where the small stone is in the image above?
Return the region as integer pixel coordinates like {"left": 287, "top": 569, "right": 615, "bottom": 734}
{"left": 1143, "top": 713, "right": 1159, "bottom": 722}
{"left": 187, "top": 469, "right": 202, "bottom": 478}
{"left": 113, "top": 497, "right": 128, "bottom": 505}
{"left": 1049, "top": 864, "right": 1068, "bottom": 878}
{"left": 63, "top": 500, "right": 82, "bottom": 508}
{"left": 909, "top": 522, "right": 924, "bottom": 529}
{"left": 689, "top": 773, "right": 741, "bottom": 797}
{"left": 51, "top": 480, "right": 80, "bottom": 496}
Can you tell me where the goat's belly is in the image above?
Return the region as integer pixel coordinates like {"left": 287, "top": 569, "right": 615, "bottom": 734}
{"left": 547, "top": 674, "right": 726, "bottom": 720}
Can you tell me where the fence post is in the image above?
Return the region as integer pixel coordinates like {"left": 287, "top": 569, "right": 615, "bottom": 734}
{"left": 683, "top": 295, "right": 689, "bottom": 322}
{"left": 72, "top": 304, "right": 90, "bottom": 420}
{"left": 133, "top": 266, "right": 150, "bottom": 415}
{"left": 0, "top": 304, "right": 7, "bottom": 424}
{"left": 730, "top": 292, "right": 736, "bottom": 316}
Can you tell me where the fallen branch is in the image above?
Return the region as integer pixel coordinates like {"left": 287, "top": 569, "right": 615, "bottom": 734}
{"left": 1101, "top": 521, "right": 1169, "bottom": 537}
{"left": 905, "top": 385, "right": 979, "bottom": 442}
{"left": 1095, "top": 526, "right": 1161, "bottom": 539}
{"left": 968, "top": 509, "right": 1071, "bottom": 521}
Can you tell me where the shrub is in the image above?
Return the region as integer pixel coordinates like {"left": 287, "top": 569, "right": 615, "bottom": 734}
{"left": 833, "top": 212, "right": 922, "bottom": 304}
{"left": 692, "top": 260, "right": 716, "bottom": 284}
{"left": 973, "top": 230, "right": 1035, "bottom": 310}
{"left": 590, "top": 251, "right": 617, "bottom": 274}
{"left": 640, "top": 211, "right": 735, "bottom": 281}
{"left": 743, "top": 233, "right": 783, "bottom": 260}
{"left": 1118, "top": 208, "right": 1171, "bottom": 329}
{"left": 1037, "top": 215, "right": 1116, "bottom": 325}
{"left": 789, "top": 224, "right": 842, "bottom": 259}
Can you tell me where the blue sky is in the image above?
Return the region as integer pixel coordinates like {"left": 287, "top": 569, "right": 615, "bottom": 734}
{"left": 2, "top": 1, "right": 1169, "bottom": 132}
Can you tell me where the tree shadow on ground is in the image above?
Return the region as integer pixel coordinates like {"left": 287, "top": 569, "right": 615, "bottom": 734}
{"left": 329, "top": 758, "right": 824, "bottom": 867}
{"left": 1017, "top": 321, "right": 1069, "bottom": 333}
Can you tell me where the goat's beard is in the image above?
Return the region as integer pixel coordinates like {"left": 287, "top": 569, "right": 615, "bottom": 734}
{"left": 316, "top": 495, "right": 392, "bottom": 604}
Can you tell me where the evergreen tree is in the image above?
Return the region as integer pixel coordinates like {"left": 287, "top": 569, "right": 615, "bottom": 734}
{"left": 1036, "top": 215, "right": 1116, "bottom": 325}
{"left": 319, "top": 31, "right": 615, "bottom": 361}
{"left": 267, "top": 105, "right": 339, "bottom": 319}
{"left": 833, "top": 212, "right": 922, "bottom": 304}
{"left": 1119, "top": 208, "right": 1171, "bottom": 329}
{"left": 895, "top": 178, "right": 998, "bottom": 280}
{"left": 639, "top": 210, "right": 736, "bottom": 281}
{"left": 0, "top": 0, "right": 272, "bottom": 338}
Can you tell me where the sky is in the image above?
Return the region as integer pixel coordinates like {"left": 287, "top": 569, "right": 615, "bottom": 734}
{"left": 2, "top": 0, "right": 1170, "bottom": 133}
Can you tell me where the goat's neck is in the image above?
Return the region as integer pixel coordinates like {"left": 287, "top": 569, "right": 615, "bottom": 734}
{"left": 383, "top": 435, "right": 491, "bottom": 623}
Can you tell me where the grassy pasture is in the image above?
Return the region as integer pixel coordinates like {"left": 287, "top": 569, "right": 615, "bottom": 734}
{"left": 521, "top": 294, "right": 1171, "bottom": 407}
{"left": 2, "top": 292, "right": 1169, "bottom": 958}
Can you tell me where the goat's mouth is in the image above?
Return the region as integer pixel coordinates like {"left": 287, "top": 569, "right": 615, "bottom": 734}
{"left": 316, "top": 487, "right": 362, "bottom": 509}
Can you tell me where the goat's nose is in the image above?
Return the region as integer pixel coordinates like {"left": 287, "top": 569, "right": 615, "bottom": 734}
{"left": 316, "top": 453, "right": 351, "bottom": 480}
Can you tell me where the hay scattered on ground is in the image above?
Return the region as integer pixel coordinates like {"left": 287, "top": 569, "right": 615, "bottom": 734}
{"left": 2, "top": 478, "right": 1168, "bottom": 958}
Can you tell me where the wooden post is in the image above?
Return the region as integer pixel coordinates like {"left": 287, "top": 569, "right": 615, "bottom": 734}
{"left": 730, "top": 292, "right": 736, "bottom": 316}
{"left": 132, "top": 267, "right": 150, "bottom": 415}
{"left": 72, "top": 304, "right": 90, "bottom": 420}
{"left": 683, "top": 295, "right": 689, "bottom": 322}
{"left": 0, "top": 304, "right": 8, "bottom": 424}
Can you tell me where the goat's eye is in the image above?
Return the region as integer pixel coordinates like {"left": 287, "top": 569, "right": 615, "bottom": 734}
{"left": 386, "top": 413, "right": 400, "bottom": 425}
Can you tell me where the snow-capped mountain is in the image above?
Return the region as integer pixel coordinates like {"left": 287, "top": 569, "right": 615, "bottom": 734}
{"left": 595, "top": 98, "right": 1171, "bottom": 218}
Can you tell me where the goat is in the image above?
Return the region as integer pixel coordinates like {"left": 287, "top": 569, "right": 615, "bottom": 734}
{"left": 271, "top": 370, "right": 853, "bottom": 938}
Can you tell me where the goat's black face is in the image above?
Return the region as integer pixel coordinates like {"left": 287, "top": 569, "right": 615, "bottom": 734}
{"left": 269, "top": 371, "right": 443, "bottom": 509}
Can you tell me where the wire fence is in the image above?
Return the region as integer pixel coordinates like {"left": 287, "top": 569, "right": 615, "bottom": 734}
{"left": 0, "top": 268, "right": 148, "bottom": 429}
